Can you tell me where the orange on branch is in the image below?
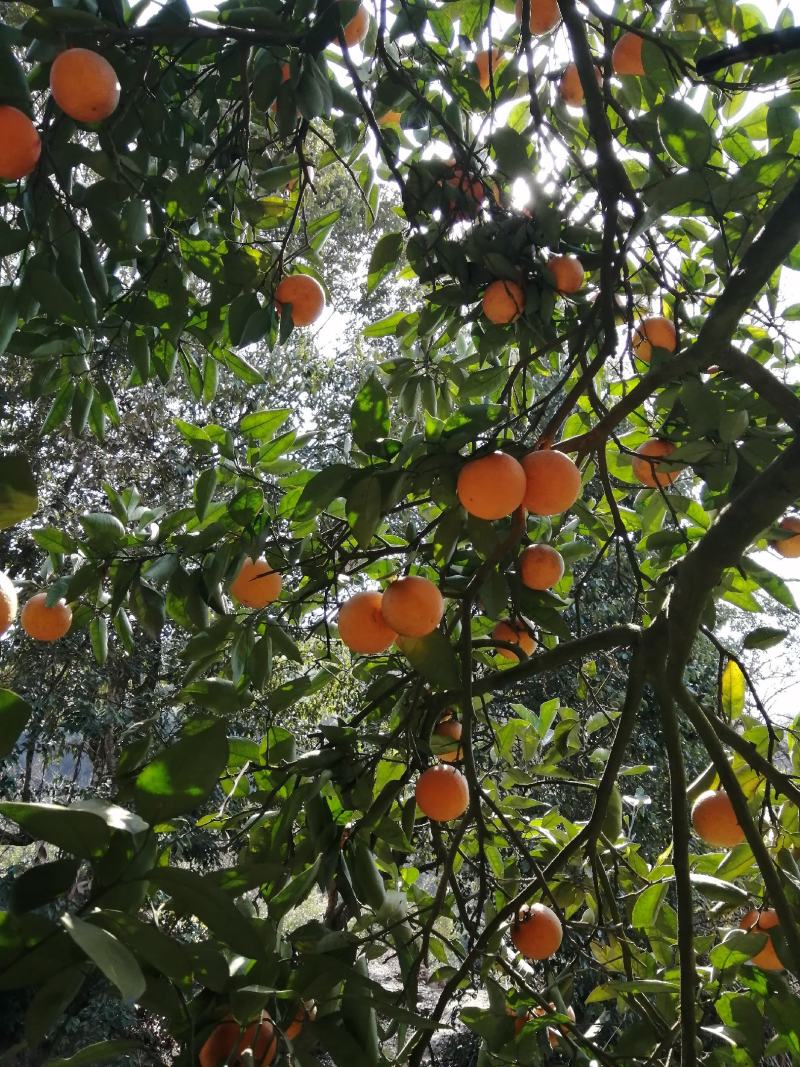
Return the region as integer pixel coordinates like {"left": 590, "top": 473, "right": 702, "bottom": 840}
{"left": 559, "top": 62, "right": 602, "bottom": 106}
{"left": 521, "top": 449, "right": 581, "bottom": 515}
{"left": 284, "top": 1002, "right": 314, "bottom": 1041}
{"left": 632, "top": 439, "right": 679, "bottom": 488}
{"left": 380, "top": 575, "right": 444, "bottom": 637}
{"left": 691, "top": 789, "right": 745, "bottom": 848}
{"left": 0, "top": 106, "right": 41, "bottom": 181}
{"left": 230, "top": 557, "right": 282, "bottom": 608}
{"left": 415, "top": 764, "right": 469, "bottom": 821}
{"left": 0, "top": 571, "right": 18, "bottom": 635}
{"left": 510, "top": 903, "right": 563, "bottom": 959}
{"left": 199, "top": 1017, "right": 277, "bottom": 1067}
{"left": 50, "top": 48, "right": 120, "bottom": 123}
{"left": 434, "top": 716, "right": 463, "bottom": 762}
{"left": 482, "top": 279, "right": 525, "bottom": 325}
{"left": 456, "top": 451, "right": 526, "bottom": 519}
{"left": 772, "top": 516, "right": 800, "bottom": 558}
{"left": 532, "top": 1003, "right": 577, "bottom": 1048}
{"left": 514, "top": 0, "right": 560, "bottom": 35}
{"left": 340, "top": 3, "right": 370, "bottom": 46}
{"left": 275, "top": 274, "right": 326, "bottom": 327}
{"left": 548, "top": 254, "right": 585, "bottom": 294}
{"left": 612, "top": 32, "right": 645, "bottom": 76}
{"left": 20, "top": 593, "right": 72, "bottom": 642}
{"left": 633, "top": 316, "right": 677, "bottom": 363}
{"left": 443, "top": 163, "right": 486, "bottom": 218}
{"left": 740, "top": 909, "right": 783, "bottom": 971}
{"left": 475, "top": 48, "right": 504, "bottom": 90}
{"left": 519, "top": 544, "right": 564, "bottom": 590}
{"left": 338, "top": 590, "right": 397, "bottom": 654}
{"left": 492, "top": 619, "right": 536, "bottom": 660}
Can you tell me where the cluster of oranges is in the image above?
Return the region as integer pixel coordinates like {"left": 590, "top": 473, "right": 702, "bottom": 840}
{"left": 691, "top": 788, "right": 785, "bottom": 971}
{"left": 198, "top": 1002, "right": 313, "bottom": 1067}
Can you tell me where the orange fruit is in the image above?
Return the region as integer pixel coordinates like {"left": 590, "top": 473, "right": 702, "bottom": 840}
{"left": 340, "top": 3, "right": 370, "bottom": 47}
{"left": 275, "top": 275, "right": 326, "bottom": 327}
{"left": 199, "top": 1017, "right": 277, "bottom": 1067}
{"left": 510, "top": 903, "right": 563, "bottom": 959}
{"left": 270, "top": 63, "right": 291, "bottom": 115}
{"left": 475, "top": 48, "right": 504, "bottom": 91}
{"left": 443, "top": 164, "right": 486, "bottom": 217}
{"left": 230, "top": 557, "right": 282, "bottom": 608}
{"left": 434, "top": 716, "right": 463, "bottom": 763}
{"left": 632, "top": 439, "right": 679, "bottom": 489}
{"left": 0, "top": 107, "right": 42, "bottom": 181}
{"left": 739, "top": 909, "right": 783, "bottom": 971}
{"left": 50, "top": 48, "right": 120, "bottom": 123}
{"left": 514, "top": 0, "right": 560, "bottom": 35}
{"left": 0, "top": 571, "right": 18, "bottom": 636}
{"left": 519, "top": 544, "right": 564, "bottom": 590}
{"left": 482, "top": 279, "right": 525, "bottom": 324}
{"left": 532, "top": 1003, "right": 577, "bottom": 1048}
{"left": 20, "top": 593, "right": 72, "bottom": 642}
{"left": 284, "top": 1002, "right": 313, "bottom": 1041}
{"left": 690, "top": 789, "right": 745, "bottom": 848}
{"left": 633, "top": 316, "right": 677, "bottom": 363}
{"left": 772, "top": 516, "right": 800, "bottom": 558}
{"left": 548, "top": 254, "right": 584, "bottom": 295}
{"left": 415, "top": 764, "right": 469, "bottom": 821}
{"left": 521, "top": 449, "right": 581, "bottom": 515}
{"left": 559, "top": 62, "right": 602, "bottom": 105}
{"left": 380, "top": 576, "right": 444, "bottom": 638}
{"left": 492, "top": 619, "right": 536, "bottom": 661}
{"left": 338, "top": 590, "right": 397, "bottom": 654}
{"left": 612, "top": 32, "right": 644, "bottom": 76}
{"left": 456, "top": 451, "right": 526, "bottom": 520}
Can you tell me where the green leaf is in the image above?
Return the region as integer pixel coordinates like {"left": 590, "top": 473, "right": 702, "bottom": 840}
{"left": 346, "top": 476, "right": 382, "bottom": 549}
{"left": 689, "top": 872, "right": 749, "bottom": 905}
{"left": 11, "top": 859, "right": 80, "bottom": 913}
{"left": 268, "top": 857, "right": 322, "bottom": 921}
{"left": 0, "top": 689, "right": 32, "bottom": 759}
{"left": 397, "top": 632, "right": 459, "bottom": 688}
{"left": 43, "top": 1040, "right": 150, "bottom": 1067}
{"left": 148, "top": 867, "right": 257, "bottom": 957}
{"left": 631, "top": 882, "right": 669, "bottom": 928}
{"left": 0, "top": 802, "right": 112, "bottom": 859}
{"left": 658, "top": 97, "right": 714, "bottom": 168}
{"left": 134, "top": 718, "right": 229, "bottom": 823}
{"left": 60, "top": 914, "right": 146, "bottom": 1003}
{"left": 351, "top": 375, "right": 390, "bottom": 451}
{"left": 194, "top": 468, "right": 217, "bottom": 521}
{"left": 740, "top": 557, "right": 797, "bottom": 612}
{"left": 79, "top": 512, "right": 126, "bottom": 555}
{"left": 721, "top": 660, "right": 745, "bottom": 718}
{"left": 367, "top": 233, "right": 403, "bottom": 294}
{"left": 25, "top": 965, "right": 86, "bottom": 1046}
{"left": 743, "top": 626, "right": 788, "bottom": 650}
{"left": 0, "top": 453, "right": 38, "bottom": 530}
{"left": 239, "top": 409, "right": 292, "bottom": 441}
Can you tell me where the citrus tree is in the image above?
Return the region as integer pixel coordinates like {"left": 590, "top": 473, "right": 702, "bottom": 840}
{"left": 1, "top": 0, "right": 800, "bottom": 1063}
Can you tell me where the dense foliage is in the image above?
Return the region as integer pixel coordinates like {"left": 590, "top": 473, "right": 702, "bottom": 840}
{"left": 2, "top": 0, "right": 800, "bottom": 1064}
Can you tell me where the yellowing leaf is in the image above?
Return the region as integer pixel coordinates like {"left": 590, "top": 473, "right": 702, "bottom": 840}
{"left": 721, "top": 660, "right": 745, "bottom": 718}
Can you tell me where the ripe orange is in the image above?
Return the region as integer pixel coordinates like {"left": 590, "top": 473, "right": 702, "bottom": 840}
{"left": 0, "top": 106, "right": 42, "bottom": 181}
{"left": 632, "top": 439, "right": 679, "bottom": 489}
{"left": 380, "top": 576, "right": 444, "bottom": 638}
{"left": 510, "top": 902, "right": 563, "bottom": 959}
{"left": 457, "top": 451, "right": 526, "bottom": 520}
{"left": 514, "top": 0, "right": 560, "bottom": 35}
{"left": 20, "top": 593, "right": 72, "bottom": 642}
{"left": 284, "top": 1002, "right": 313, "bottom": 1041}
{"left": 475, "top": 48, "right": 504, "bottom": 91}
{"left": 519, "top": 544, "right": 564, "bottom": 590}
{"left": 521, "top": 449, "right": 582, "bottom": 515}
{"left": 532, "top": 1003, "right": 577, "bottom": 1048}
{"left": 482, "top": 279, "right": 525, "bottom": 324}
{"left": 230, "top": 557, "right": 282, "bottom": 608}
{"left": 690, "top": 789, "right": 745, "bottom": 848}
{"left": 740, "top": 909, "right": 783, "bottom": 971}
{"left": 612, "top": 32, "right": 644, "bottom": 76}
{"left": 773, "top": 516, "right": 800, "bottom": 558}
{"left": 434, "top": 715, "right": 463, "bottom": 763}
{"left": 559, "top": 62, "right": 602, "bottom": 106}
{"left": 0, "top": 571, "right": 18, "bottom": 636}
{"left": 633, "top": 316, "right": 677, "bottom": 363}
{"left": 50, "top": 49, "right": 120, "bottom": 123}
{"left": 415, "top": 764, "right": 469, "bottom": 821}
{"left": 275, "top": 275, "right": 326, "bottom": 327}
{"left": 338, "top": 590, "right": 397, "bottom": 654}
{"left": 199, "top": 1017, "right": 277, "bottom": 1067}
{"left": 340, "top": 3, "right": 370, "bottom": 47}
{"left": 443, "top": 164, "right": 486, "bottom": 217}
{"left": 548, "top": 255, "right": 584, "bottom": 295}
{"left": 492, "top": 619, "right": 536, "bottom": 661}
